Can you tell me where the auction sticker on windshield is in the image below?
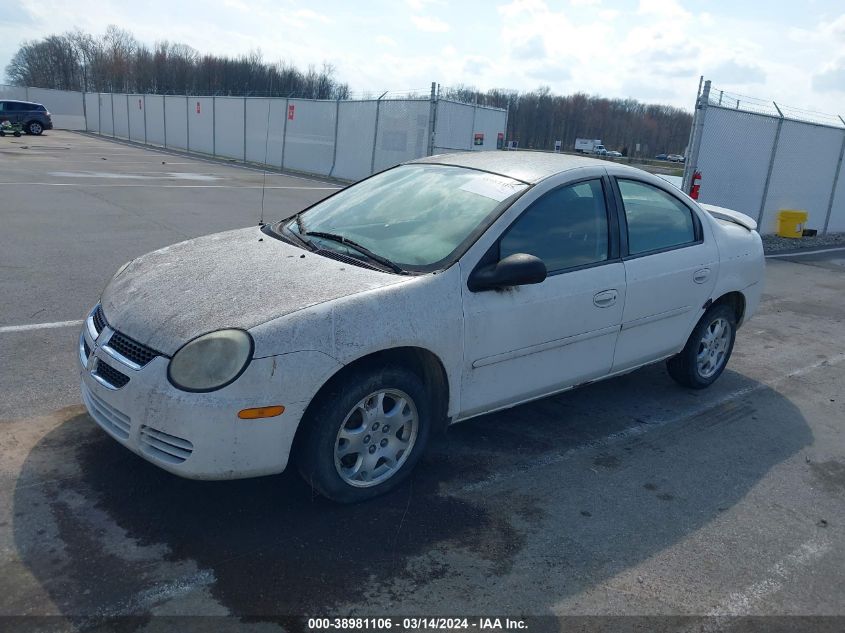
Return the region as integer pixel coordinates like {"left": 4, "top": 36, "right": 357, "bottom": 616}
{"left": 458, "top": 174, "right": 524, "bottom": 202}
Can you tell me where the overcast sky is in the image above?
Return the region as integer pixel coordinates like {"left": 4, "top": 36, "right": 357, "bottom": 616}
{"left": 2, "top": 0, "right": 844, "bottom": 113}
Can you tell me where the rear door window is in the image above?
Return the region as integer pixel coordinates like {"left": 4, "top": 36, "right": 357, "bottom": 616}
{"left": 617, "top": 179, "right": 696, "bottom": 255}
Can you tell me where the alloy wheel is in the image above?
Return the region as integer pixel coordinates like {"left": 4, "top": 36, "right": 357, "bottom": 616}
{"left": 334, "top": 389, "right": 419, "bottom": 488}
{"left": 697, "top": 317, "right": 731, "bottom": 379}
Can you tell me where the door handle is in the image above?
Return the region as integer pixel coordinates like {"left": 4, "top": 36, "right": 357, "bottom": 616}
{"left": 593, "top": 289, "right": 618, "bottom": 308}
{"left": 693, "top": 268, "right": 711, "bottom": 284}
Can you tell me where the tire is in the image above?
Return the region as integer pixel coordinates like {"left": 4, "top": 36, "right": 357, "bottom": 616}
{"left": 297, "top": 365, "right": 431, "bottom": 503}
{"left": 26, "top": 121, "right": 43, "bottom": 135}
{"left": 667, "top": 304, "right": 736, "bottom": 389}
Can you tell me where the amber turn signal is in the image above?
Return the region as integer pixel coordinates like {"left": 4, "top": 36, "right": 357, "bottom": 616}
{"left": 238, "top": 405, "right": 285, "bottom": 419}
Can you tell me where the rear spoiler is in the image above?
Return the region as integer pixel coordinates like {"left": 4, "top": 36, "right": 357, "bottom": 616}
{"left": 700, "top": 204, "right": 758, "bottom": 231}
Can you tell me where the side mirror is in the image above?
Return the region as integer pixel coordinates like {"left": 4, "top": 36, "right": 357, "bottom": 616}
{"left": 468, "top": 253, "right": 547, "bottom": 292}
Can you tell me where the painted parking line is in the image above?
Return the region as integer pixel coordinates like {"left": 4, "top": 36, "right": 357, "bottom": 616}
{"left": 766, "top": 246, "right": 845, "bottom": 258}
{"left": 52, "top": 161, "right": 198, "bottom": 165}
{"left": 73, "top": 133, "right": 344, "bottom": 185}
{"left": 0, "top": 182, "right": 340, "bottom": 190}
{"left": 460, "top": 351, "right": 845, "bottom": 494}
{"left": 0, "top": 320, "right": 83, "bottom": 334}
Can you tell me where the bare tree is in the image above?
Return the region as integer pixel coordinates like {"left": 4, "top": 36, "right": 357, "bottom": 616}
{"left": 4, "top": 26, "right": 350, "bottom": 99}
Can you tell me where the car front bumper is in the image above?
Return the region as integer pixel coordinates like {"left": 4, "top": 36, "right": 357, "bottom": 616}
{"left": 78, "top": 307, "right": 340, "bottom": 480}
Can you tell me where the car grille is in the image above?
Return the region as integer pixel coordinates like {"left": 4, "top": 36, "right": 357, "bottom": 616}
{"left": 83, "top": 338, "right": 91, "bottom": 359}
{"left": 139, "top": 425, "right": 194, "bottom": 464}
{"left": 107, "top": 330, "right": 160, "bottom": 367}
{"left": 92, "top": 304, "right": 107, "bottom": 334}
{"left": 82, "top": 383, "right": 131, "bottom": 439}
{"left": 94, "top": 361, "right": 130, "bottom": 389}
{"left": 94, "top": 304, "right": 162, "bottom": 368}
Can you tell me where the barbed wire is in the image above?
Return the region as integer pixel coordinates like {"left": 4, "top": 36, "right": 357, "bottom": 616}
{"left": 708, "top": 85, "right": 845, "bottom": 128}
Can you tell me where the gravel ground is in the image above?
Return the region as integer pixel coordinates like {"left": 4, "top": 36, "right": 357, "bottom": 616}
{"left": 762, "top": 232, "right": 845, "bottom": 253}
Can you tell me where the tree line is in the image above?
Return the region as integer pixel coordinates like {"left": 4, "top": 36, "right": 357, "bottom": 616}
{"left": 443, "top": 86, "right": 692, "bottom": 156}
{"left": 5, "top": 27, "right": 350, "bottom": 99}
{"left": 5, "top": 27, "right": 692, "bottom": 155}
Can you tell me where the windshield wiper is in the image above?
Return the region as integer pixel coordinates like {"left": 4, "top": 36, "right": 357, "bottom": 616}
{"left": 305, "top": 231, "right": 405, "bottom": 274}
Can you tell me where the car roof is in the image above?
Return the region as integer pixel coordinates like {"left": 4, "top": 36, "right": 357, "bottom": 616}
{"left": 410, "top": 151, "right": 644, "bottom": 184}
{"left": 0, "top": 100, "right": 40, "bottom": 106}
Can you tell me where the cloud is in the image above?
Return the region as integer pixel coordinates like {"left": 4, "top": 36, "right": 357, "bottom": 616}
{"left": 812, "top": 59, "right": 845, "bottom": 93}
{"left": 222, "top": 0, "right": 249, "bottom": 11}
{"left": 410, "top": 15, "right": 450, "bottom": 33}
{"left": 375, "top": 35, "right": 398, "bottom": 48}
{"left": 511, "top": 35, "right": 547, "bottom": 60}
{"left": 822, "top": 13, "right": 845, "bottom": 40}
{"left": 637, "top": 0, "right": 689, "bottom": 19}
{"left": 5, "top": 0, "right": 38, "bottom": 25}
{"left": 707, "top": 59, "right": 766, "bottom": 85}
{"left": 526, "top": 63, "right": 571, "bottom": 83}
{"left": 406, "top": 0, "right": 444, "bottom": 10}
{"left": 463, "top": 57, "right": 492, "bottom": 75}
{"left": 294, "top": 9, "right": 330, "bottom": 23}
{"left": 498, "top": 0, "right": 548, "bottom": 19}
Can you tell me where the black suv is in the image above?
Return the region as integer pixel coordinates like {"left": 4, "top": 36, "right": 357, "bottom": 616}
{"left": 0, "top": 100, "right": 53, "bottom": 135}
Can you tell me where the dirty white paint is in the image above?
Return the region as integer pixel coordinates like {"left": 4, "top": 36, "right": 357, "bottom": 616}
{"left": 79, "top": 155, "right": 766, "bottom": 485}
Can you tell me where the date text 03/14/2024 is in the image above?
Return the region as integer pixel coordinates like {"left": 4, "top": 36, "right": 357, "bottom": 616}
{"left": 307, "top": 618, "right": 528, "bottom": 630}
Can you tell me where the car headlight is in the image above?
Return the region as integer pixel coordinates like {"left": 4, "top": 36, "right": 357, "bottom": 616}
{"left": 167, "top": 329, "right": 254, "bottom": 392}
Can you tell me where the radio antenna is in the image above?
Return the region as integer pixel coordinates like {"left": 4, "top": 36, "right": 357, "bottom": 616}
{"left": 259, "top": 73, "right": 275, "bottom": 226}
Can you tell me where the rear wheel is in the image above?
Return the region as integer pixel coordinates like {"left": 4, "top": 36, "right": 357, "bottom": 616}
{"left": 667, "top": 304, "right": 736, "bottom": 389}
{"left": 27, "top": 121, "right": 43, "bottom": 135}
{"left": 297, "top": 365, "right": 431, "bottom": 503}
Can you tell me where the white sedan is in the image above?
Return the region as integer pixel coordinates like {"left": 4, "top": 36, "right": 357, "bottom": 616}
{"left": 79, "top": 152, "right": 765, "bottom": 502}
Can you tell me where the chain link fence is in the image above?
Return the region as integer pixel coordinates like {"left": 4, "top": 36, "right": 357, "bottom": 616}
{"left": 684, "top": 80, "right": 845, "bottom": 234}
{"left": 2, "top": 83, "right": 507, "bottom": 182}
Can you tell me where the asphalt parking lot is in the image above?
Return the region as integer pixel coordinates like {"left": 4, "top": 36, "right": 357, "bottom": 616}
{"left": 1, "top": 131, "right": 844, "bottom": 630}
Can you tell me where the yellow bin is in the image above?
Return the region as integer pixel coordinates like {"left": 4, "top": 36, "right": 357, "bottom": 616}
{"left": 777, "top": 210, "right": 808, "bottom": 238}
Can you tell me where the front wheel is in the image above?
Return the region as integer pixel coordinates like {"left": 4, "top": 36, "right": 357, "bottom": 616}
{"left": 297, "top": 366, "right": 431, "bottom": 503}
{"left": 27, "top": 121, "right": 43, "bottom": 135}
{"left": 667, "top": 304, "right": 736, "bottom": 389}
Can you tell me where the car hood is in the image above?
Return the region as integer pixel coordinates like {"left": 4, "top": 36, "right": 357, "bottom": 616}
{"left": 100, "top": 226, "right": 404, "bottom": 356}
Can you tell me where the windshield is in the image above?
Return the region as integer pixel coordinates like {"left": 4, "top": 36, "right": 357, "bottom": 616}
{"left": 283, "top": 164, "right": 528, "bottom": 270}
